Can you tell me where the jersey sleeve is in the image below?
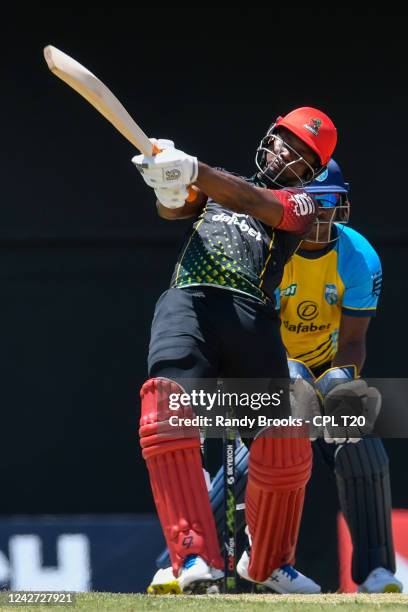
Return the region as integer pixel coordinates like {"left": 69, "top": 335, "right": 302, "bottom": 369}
{"left": 275, "top": 287, "right": 281, "bottom": 311}
{"left": 338, "top": 229, "right": 382, "bottom": 317}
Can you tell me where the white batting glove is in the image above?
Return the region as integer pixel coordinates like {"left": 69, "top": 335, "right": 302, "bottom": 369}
{"left": 154, "top": 186, "right": 189, "bottom": 209}
{"left": 132, "top": 146, "right": 198, "bottom": 189}
{"left": 149, "top": 138, "right": 175, "bottom": 150}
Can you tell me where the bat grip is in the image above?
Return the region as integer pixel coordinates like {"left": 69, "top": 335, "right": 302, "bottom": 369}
{"left": 151, "top": 143, "right": 162, "bottom": 155}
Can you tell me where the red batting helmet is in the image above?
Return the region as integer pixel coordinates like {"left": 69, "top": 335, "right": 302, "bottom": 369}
{"left": 275, "top": 107, "right": 337, "bottom": 166}
{"left": 255, "top": 107, "right": 337, "bottom": 188}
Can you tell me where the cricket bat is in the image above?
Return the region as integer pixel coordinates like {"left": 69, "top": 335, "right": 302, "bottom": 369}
{"left": 43, "top": 45, "right": 159, "bottom": 156}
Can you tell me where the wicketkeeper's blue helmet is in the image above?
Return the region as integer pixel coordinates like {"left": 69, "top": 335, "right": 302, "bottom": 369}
{"left": 303, "top": 159, "right": 350, "bottom": 243}
{"left": 304, "top": 159, "right": 349, "bottom": 194}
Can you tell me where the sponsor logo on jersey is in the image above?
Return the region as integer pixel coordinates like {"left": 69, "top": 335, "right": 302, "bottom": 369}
{"left": 281, "top": 283, "right": 297, "bottom": 297}
{"left": 324, "top": 283, "right": 339, "bottom": 305}
{"left": 297, "top": 300, "right": 319, "bottom": 321}
{"left": 212, "top": 212, "right": 262, "bottom": 241}
{"left": 304, "top": 118, "right": 322, "bottom": 136}
{"left": 289, "top": 193, "right": 315, "bottom": 216}
{"left": 282, "top": 320, "right": 331, "bottom": 334}
{"left": 372, "top": 271, "right": 382, "bottom": 297}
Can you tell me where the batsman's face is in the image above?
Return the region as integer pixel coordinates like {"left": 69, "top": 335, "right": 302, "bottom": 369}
{"left": 266, "top": 127, "right": 319, "bottom": 185}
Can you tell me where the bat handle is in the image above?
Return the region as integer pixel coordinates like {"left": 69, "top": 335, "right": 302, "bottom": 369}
{"left": 185, "top": 187, "right": 198, "bottom": 202}
{"left": 151, "top": 143, "right": 162, "bottom": 155}
{"left": 151, "top": 143, "right": 197, "bottom": 202}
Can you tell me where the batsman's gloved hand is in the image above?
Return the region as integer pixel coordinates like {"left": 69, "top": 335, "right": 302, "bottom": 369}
{"left": 315, "top": 366, "right": 382, "bottom": 444}
{"left": 132, "top": 138, "right": 198, "bottom": 189}
{"left": 288, "top": 358, "right": 321, "bottom": 440}
{"left": 154, "top": 186, "right": 189, "bottom": 209}
{"left": 149, "top": 138, "right": 175, "bottom": 150}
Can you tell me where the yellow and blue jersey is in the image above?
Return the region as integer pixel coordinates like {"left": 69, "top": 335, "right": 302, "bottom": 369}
{"left": 276, "top": 225, "right": 382, "bottom": 369}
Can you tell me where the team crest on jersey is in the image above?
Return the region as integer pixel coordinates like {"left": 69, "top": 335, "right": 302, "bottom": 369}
{"left": 324, "top": 284, "right": 338, "bottom": 305}
{"left": 304, "top": 118, "right": 322, "bottom": 136}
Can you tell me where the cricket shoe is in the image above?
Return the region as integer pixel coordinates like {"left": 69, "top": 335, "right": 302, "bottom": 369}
{"left": 237, "top": 550, "right": 321, "bottom": 594}
{"left": 357, "top": 567, "right": 403, "bottom": 593}
{"left": 147, "top": 556, "right": 224, "bottom": 595}
{"left": 147, "top": 566, "right": 181, "bottom": 595}
{"left": 178, "top": 555, "right": 224, "bottom": 594}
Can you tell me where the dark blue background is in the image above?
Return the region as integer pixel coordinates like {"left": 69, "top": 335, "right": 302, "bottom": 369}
{"left": 1, "top": 8, "right": 406, "bottom": 591}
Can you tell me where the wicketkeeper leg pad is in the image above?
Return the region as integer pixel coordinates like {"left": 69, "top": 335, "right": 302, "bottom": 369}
{"left": 245, "top": 432, "right": 312, "bottom": 582}
{"left": 139, "top": 378, "right": 223, "bottom": 576}
{"left": 335, "top": 437, "right": 395, "bottom": 583}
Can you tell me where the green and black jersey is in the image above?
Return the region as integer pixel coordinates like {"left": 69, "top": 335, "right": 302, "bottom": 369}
{"left": 170, "top": 175, "right": 303, "bottom": 305}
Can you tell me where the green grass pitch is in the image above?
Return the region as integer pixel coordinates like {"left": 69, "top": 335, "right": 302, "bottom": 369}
{"left": 3, "top": 593, "right": 407, "bottom": 611}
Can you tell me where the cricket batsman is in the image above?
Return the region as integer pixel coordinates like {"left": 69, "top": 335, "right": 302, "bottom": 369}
{"left": 134, "top": 108, "right": 337, "bottom": 593}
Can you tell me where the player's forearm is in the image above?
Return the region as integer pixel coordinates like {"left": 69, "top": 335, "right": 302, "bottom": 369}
{"left": 156, "top": 200, "right": 196, "bottom": 220}
{"left": 333, "top": 341, "right": 366, "bottom": 373}
{"left": 194, "top": 162, "right": 284, "bottom": 227}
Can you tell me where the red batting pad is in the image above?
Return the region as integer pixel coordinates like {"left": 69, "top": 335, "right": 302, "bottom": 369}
{"left": 139, "top": 378, "right": 223, "bottom": 575}
{"left": 245, "top": 434, "right": 312, "bottom": 582}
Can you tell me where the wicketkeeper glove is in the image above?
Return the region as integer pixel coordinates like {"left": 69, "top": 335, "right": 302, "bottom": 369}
{"left": 315, "top": 366, "right": 382, "bottom": 444}
{"left": 288, "top": 358, "right": 321, "bottom": 440}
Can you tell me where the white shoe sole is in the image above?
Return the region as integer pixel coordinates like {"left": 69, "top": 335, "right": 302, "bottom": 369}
{"left": 359, "top": 582, "right": 402, "bottom": 594}
{"left": 237, "top": 556, "right": 321, "bottom": 594}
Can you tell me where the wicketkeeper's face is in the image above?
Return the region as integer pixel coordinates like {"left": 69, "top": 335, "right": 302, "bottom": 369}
{"left": 303, "top": 192, "right": 350, "bottom": 244}
{"left": 307, "top": 206, "right": 337, "bottom": 243}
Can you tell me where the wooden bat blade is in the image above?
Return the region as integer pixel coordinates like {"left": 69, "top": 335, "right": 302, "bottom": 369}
{"left": 44, "top": 45, "right": 154, "bottom": 156}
